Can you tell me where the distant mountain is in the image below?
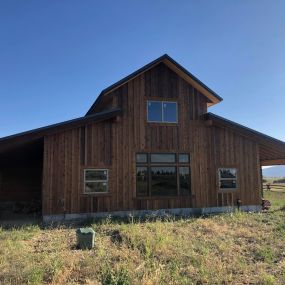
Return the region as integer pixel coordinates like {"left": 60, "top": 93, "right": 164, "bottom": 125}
{"left": 262, "top": 166, "right": 285, "bottom": 178}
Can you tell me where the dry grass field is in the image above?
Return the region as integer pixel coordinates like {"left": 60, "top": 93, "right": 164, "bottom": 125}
{"left": 0, "top": 189, "right": 284, "bottom": 285}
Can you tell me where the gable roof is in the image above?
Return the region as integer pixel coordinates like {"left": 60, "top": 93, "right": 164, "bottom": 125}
{"left": 86, "top": 54, "right": 223, "bottom": 115}
{"left": 0, "top": 108, "right": 121, "bottom": 154}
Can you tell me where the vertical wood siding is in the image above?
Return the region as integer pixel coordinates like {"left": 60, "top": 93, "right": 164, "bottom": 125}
{"left": 42, "top": 63, "right": 261, "bottom": 215}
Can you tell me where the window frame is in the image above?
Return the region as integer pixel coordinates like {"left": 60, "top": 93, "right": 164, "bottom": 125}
{"left": 83, "top": 168, "right": 109, "bottom": 194}
{"left": 218, "top": 167, "right": 238, "bottom": 191}
{"left": 136, "top": 153, "right": 191, "bottom": 198}
{"left": 147, "top": 100, "right": 178, "bottom": 123}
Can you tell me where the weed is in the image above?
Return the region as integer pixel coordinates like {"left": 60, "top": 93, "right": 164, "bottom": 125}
{"left": 254, "top": 246, "right": 276, "bottom": 263}
{"left": 101, "top": 267, "right": 130, "bottom": 285}
{"left": 25, "top": 266, "right": 44, "bottom": 285}
{"left": 259, "top": 272, "right": 277, "bottom": 285}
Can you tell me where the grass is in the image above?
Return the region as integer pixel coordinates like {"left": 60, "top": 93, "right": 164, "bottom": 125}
{"left": 0, "top": 191, "right": 285, "bottom": 285}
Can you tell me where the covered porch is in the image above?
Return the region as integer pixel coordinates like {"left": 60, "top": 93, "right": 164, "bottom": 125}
{"left": 0, "top": 139, "right": 44, "bottom": 225}
{"left": 206, "top": 113, "right": 285, "bottom": 200}
{"left": 206, "top": 113, "right": 285, "bottom": 164}
{"left": 0, "top": 109, "right": 121, "bottom": 225}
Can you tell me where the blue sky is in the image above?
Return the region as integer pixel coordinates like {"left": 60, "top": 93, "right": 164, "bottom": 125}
{"left": 0, "top": 0, "right": 285, "bottom": 141}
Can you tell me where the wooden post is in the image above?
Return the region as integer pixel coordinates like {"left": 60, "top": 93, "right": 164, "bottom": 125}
{"left": 260, "top": 167, "right": 264, "bottom": 198}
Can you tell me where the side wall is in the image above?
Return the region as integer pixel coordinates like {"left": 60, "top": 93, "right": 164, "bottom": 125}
{"left": 42, "top": 64, "right": 261, "bottom": 215}
{"left": 42, "top": 121, "right": 113, "bottom": 215}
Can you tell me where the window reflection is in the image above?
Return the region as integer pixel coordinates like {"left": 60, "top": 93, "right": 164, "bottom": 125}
{"left": 151, "top": 167, "right": 177, "bottom": 196}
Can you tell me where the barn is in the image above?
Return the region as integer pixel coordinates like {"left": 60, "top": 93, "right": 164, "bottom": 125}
{"left": 1, "top": 54, "right": 285, "bottom": 222}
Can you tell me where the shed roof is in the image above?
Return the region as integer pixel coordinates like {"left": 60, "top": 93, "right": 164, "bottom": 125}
{"left": 205, "top": 112, "right": 285, "bottom": 165}
{"left": 0, "top": 108, "right": 121, "bottom": 154}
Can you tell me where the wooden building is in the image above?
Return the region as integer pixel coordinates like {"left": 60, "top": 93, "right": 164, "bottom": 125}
{"left": 1, "top": 54, "right": 285, "bottom": 222}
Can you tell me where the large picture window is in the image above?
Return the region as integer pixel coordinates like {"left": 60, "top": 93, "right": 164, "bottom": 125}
{"left": 136, "top": 153, "right": 191, "bottom": 197}
{"left": 147, "top": 101, "right": 178, "bottom": 123}
{"left": 218, "top": 168, "right": 237, "bottom": 190}
{"left": 84, "top": 169, "right": 108, "bottom": 194}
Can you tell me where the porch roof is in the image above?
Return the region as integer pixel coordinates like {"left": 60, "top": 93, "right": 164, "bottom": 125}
{"left": 205, "top": 113, "right": 285, "bottom": 166}
{"left": 0, "top": 108, "right": 121, "bottom": 155}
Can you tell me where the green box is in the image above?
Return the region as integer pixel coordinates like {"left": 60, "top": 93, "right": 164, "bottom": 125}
{"left": 76, "top": 228, "right": 95, "bottom": 250}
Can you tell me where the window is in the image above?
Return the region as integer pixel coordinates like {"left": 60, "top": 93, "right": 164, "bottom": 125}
{"left": 147, "top": 101, "right": 162, "bottom": 122}
{"left": 84, "top": 169, "right": 108, "bottom": 194}
{"left": 150, "top": 153, "right": 176, "bottom": 163}
{"left": 136, "top": 153, "right": 148, "bottom": 163}
{"left": 136, "top": 167, "right": 148, "bottom": 197}
{"left": 147, "top": 101, "right": 178, "bottom": 123}
{"left": 218, "top": 168, "right": 237, "bottom": 190}
{"left": 151, "top": 166, "right": 177, "bottom": 196}
{"left": 179, "top": 153, "right": 190, "bottom": 163}
{"left": 136, "top": 153, "right": 191, "bottom": 197}
{"left": 179, "top": 167, "right": 191, "bottom": 195}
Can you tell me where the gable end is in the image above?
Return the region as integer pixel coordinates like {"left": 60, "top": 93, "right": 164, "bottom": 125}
{"left": 86, "top": 54, "right": 222, "bottom": 115}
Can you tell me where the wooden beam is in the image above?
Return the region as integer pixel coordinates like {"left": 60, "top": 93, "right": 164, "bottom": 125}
{"left": 261, "top": 159, "right": 285, "bottom": 166}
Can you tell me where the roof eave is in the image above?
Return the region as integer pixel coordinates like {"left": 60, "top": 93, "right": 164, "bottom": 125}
{"left": 205, "top": 112, "right": 285, "bottom": 151}
{"left": 0, "top": 108, "right": 121, "bottom": 154}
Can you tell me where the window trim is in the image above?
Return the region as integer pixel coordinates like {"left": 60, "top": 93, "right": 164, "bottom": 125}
{"left": 218, "top": 167, "right": 238, "bottom": 191}
{"left": 83, "top": 168, "right": 109, "bottom": 194}
{"left": 147, "top": 100, "right": 178, "bottom": 123}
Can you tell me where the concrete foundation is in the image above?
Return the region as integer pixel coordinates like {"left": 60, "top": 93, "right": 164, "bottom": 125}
{"left": 43, "top": 205, "right": 262, "bottom": 223}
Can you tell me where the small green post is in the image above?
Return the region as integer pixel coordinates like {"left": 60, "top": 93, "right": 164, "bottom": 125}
{"left": 76, "top": 228, "right": 95, "bottom": 250}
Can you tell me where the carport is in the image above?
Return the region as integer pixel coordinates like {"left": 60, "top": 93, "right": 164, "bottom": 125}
{"left": 0, "top": 110, "right": 120, "bottom": 224}
{"left": 0, "top": 138, "right": 43, "bottom": 223}
{"left": 206, "top": 113, "right": 285, "bottom": 193}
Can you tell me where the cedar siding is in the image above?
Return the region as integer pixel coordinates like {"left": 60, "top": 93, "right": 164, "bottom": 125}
{"left": 1, "top": 55, "right": 285, "bottom": 219}
{"left": 42, "top": 63, "right": 262, "bottom": 215}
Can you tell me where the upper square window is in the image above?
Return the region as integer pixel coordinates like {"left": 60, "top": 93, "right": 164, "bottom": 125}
{"left": 147, "top": 101, "right": 178, "bottom": 123}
